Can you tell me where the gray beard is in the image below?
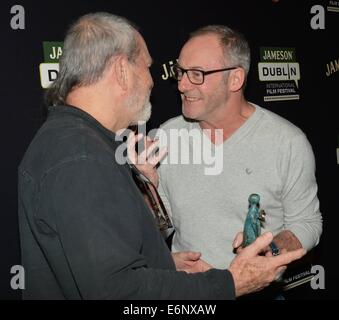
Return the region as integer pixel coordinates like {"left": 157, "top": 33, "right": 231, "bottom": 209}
{"left": 133, "top": 100, "right": 152, "bottom": 124}
{"left": 128, "top": 92, "right": 152, "bottom": 125}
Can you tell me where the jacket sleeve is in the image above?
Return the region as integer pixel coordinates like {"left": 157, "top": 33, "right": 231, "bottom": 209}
{"left": 49, "top": 157, "right": 235, "bottom": 300}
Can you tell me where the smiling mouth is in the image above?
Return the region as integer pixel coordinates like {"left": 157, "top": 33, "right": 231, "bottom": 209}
{"left": 183, "top": 96, "right": 199, "bottom": 102}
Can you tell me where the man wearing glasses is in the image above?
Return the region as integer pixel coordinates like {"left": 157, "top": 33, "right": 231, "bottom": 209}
{"left": 18, "top": 14, "right": 305, "bottom": 299}
{"left": 151, "top": 25, "right": 322, "bottom": 284}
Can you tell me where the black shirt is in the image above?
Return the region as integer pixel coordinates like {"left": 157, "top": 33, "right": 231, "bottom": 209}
{"left": 18, "top": 105, "right": 235, "bottom": 299}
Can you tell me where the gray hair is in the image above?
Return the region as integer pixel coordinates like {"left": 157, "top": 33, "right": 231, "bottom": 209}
{"left": 189, "top": 25, "right": 250, "bottom": 77}
{"left": 45, "top": 12, "right": 139, "bottom": 106}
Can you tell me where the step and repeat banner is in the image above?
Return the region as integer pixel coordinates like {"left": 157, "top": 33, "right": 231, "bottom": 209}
{"left": 1, "top": 0, "right": 338, "bottom": 299}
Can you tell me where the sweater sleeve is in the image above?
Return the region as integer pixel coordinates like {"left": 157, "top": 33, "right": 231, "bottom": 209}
{"left": 279, "top": 134, "right": 323, "bottom": 250}
{"left": 50, "top": 157, "right": 235, "bottom": 300}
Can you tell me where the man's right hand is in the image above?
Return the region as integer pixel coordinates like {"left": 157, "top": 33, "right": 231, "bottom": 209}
{"left": 228, "top": 232, "right": 306, "bottom": 297}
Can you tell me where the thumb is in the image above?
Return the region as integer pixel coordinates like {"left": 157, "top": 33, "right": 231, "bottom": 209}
{"left": 186, "top": 252, "right": 201, "bottom": 261}
{"left": 233, "top": 232, "right": 243, "bottom": 248}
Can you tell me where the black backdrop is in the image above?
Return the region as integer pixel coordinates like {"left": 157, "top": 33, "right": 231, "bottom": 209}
{"left": 1, "top": 0, "right": 338, "bottom": 299}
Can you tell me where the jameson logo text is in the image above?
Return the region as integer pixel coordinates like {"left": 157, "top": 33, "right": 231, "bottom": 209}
{"left": 39, "top": 41, "right": 63, "bottom": 89}
{"left": 261, "top": 49, "right": 295, "bottom": 61}
{"left": 161, "top": 59, "right": 177, "bottom": 80}
{"left": 325, "top": 58, "right": 339, "bottom": 77}
{"left": 43, "top": 42, "right": 63, "bottom": 62}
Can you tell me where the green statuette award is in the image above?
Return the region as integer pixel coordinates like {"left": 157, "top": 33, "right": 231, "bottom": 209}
{"left": 242, "top": 193, "right": 279, "bottom": 256}
{"left": 242, "top": 194, "right": 265, "bottom": 247}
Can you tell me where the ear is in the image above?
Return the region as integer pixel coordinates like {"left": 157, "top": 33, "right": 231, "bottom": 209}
{"left": 115, "top": 55, "right": 130, "bottom": 91}
{"left": 228, "top": 68, "right": 245, "bottom": 92}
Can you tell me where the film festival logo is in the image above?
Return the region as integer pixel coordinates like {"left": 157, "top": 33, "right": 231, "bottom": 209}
{"left": 258, "top": 47, "right": 301, "bottom": 102}
{"left": 39, "top": 42, "right": 63, "bottom": 88}
{"left": 282, "top": 265, "right": 325, "bottom": 291}
{"left": 327, "top": 0, "right": 339, "bottom": 12}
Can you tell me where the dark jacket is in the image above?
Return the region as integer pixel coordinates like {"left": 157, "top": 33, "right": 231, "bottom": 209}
{"left": 18, "top": 105, "right": 235, "bottom": 299}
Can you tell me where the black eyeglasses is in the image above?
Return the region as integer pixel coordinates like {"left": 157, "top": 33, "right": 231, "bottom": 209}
{"left": 129, "top": 163, "right": 173, "bottom": 232}
{"left": 173, "top": 64, "right": 238, "bottom": 85}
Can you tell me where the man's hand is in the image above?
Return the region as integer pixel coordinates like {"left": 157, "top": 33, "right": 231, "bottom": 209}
{"left": 127, "top": 132, "right": 167, "bottom": 187}
{"left": 232, "top": 231, "right": 244, "bottom": 254}
{"left": 272, "top": 230, "right": 302, "bottom": 251}
{"left": 232, "top": 230, "right": 302, "bottom": 257}
{"left": 172, "top": 252, "right": 212, "bottom": 273}
{"left": 228, "top": 232, "right": 306, "bottom": 297}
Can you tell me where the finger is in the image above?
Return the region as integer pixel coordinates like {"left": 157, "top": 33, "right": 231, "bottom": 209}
{"left": 261, "top": 245, "right": 272, "bottom": 256}
{"left": 134, "top": 134, "right": 146, "bottom": 163}
{"left": 265, "top": 250, "right": 273, "bottom": 257}
{"left": 136, "top": 133, "right": 144, "bottom": 143}
{"left": 232, "top": 232, "right": 243, "bottom": 248}
{"left": 146, "top": 140, "right": 160, "bottom": 158}
{"left": 199, "top": 259, "right": 213, "bottom": 271}
{"left": 148, "top": 147, "right": 168, "bottom": 166}
{"left": 127, "top": 132, "right": 143, "bottom": 146}
{"left": 271, "top": 248, "right": 306, "bottom": 267}
{"left": 145, "top": 136, "right": 154, "bottom": 149}
{"left": 276, "top": 266, "right": 287, "bottom": 274}
{"left": 126, "top": 132, "right": 138, "bottom": 163}
{"left": 137, "top": 136, "right": 148, "bottom": 163}
{"left": 274, "top": 266, "right": 287, "bottom": 281}
{"left": 241, "top": 232, "right": 273, "bottom": 258}
{"left": 139, "top": 139, "right": 159, "bottom": 160}
{"left": 234, "top": 246, "right": 243, "bottom": 254}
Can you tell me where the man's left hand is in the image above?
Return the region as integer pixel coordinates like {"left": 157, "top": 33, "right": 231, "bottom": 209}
{"left": 172, "top": 252, "right": 212, "bottom": 273}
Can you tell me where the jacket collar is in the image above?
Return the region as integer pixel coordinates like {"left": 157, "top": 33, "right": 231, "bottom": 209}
{"left": 48, "top": 104, "right": 117, "bottom": 141}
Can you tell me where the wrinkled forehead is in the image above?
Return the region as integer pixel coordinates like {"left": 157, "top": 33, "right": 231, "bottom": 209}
{"left": 179, "top": 34, "right": 225, "bottom": 68}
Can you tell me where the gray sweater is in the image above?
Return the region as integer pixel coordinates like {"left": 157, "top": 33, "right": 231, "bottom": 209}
{"left": 157, "top": 104, "right": 322, "bottom": 268}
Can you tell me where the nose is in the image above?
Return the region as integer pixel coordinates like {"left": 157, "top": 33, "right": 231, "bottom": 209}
{"left": 178, "top": 72, "right": 193, "bottom": 93}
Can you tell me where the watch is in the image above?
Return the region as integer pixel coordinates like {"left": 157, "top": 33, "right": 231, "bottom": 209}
{"left": 269, "top": 241, "right": 280, "bottom": 256}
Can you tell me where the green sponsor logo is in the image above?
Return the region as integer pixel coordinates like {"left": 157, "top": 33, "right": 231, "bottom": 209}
{"left": 260, "top": 47, "right": 296, "bottom": 62}
{"left": 43, "top": 41, "right": 63, "bottom": 62}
